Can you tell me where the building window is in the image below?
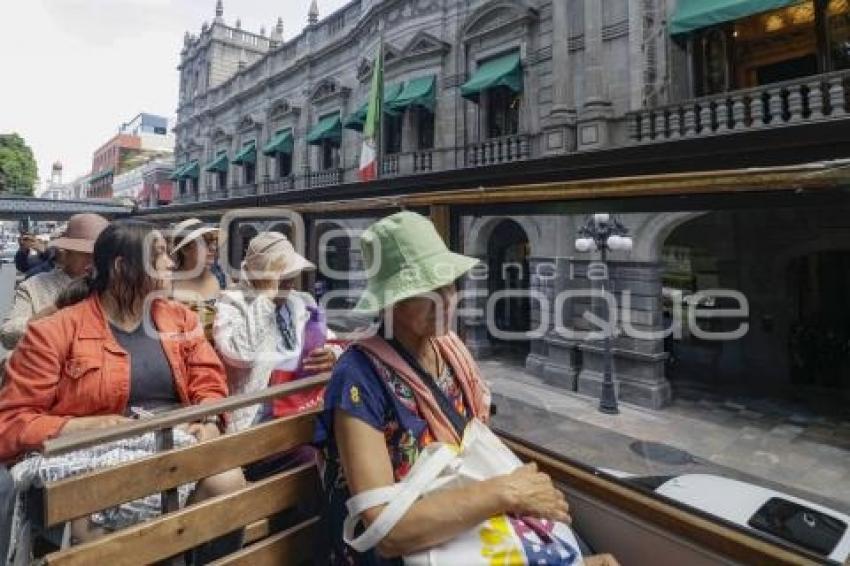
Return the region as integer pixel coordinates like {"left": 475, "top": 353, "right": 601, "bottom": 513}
{"left": 700, "top": 28, "right": 731, "bottom": 95}
{"left": 217, "top": 171, "right": 227, "bottom": 191}
{"left": 321, "top": 141, "right": 339, "bottom": 171}
{"left": 244, "top": 162, "right": 256, "bottom": 185}
{"left": 486, "top": 87, "right": 520, "bottom": 138}
{"left": 277, "top": 153, "right": 292, "bottom": 178}
{"left": 692, "top": 0, "right": 850, "bottom": 95}
{"left": 829, "top": 0, "right": 850, "bottom": 70}
{"left": 384, "top": 113, "right": 403, "bottom": 155}
{"left": 416, "top": 107, "right": 435, "bottom": 150}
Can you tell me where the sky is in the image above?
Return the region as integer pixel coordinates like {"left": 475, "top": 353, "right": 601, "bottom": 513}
{"left": 0, "top": 0, "right": 350, "bottom": 190}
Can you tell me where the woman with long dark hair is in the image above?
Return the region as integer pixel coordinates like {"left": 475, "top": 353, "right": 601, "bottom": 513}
{"left": 0, "top": 220, "right": 244, "bottom": 561}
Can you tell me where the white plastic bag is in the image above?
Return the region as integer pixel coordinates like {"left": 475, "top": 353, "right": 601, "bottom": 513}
{"left": 343, "top": 420, "right": 582, "bottom": 565}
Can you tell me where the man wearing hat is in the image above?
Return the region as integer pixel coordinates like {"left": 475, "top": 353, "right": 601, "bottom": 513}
{"left": 0, "top": 213, "right": 109, "bottom": 350}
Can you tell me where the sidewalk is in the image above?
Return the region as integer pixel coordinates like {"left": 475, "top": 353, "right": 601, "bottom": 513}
{"left": 480, "top": 357, "right": 850, "bottom": 514}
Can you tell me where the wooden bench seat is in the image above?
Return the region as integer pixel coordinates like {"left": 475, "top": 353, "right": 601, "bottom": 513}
{"left": 32, "top": 374, "right": 330, "bottom": 566}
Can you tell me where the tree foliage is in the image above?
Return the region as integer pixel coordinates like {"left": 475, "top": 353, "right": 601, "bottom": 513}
{"left": 0, "top": 133, "right": 38, "bottom": 195}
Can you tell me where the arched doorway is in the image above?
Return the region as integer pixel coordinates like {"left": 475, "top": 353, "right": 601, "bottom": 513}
{"left": 486, "top": 219, "right": 531, "bottom": 359}
{"left": 659, "top": 206, "right": 850, "bottom": 408}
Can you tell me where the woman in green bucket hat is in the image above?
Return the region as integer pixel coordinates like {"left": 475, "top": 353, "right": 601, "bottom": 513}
{"left": 315, "top": 212, "right": 616, "bottom": 565}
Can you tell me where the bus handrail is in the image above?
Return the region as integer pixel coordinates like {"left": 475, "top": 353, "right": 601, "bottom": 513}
{"left": 41, "top": 372, "right": 331, "bottom": 457}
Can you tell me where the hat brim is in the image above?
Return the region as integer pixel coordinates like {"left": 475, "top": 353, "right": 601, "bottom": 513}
{"left": 50, "top": 238, "right": 94, "bottom": 253}
{"left": 352, "top": 250, "right": 479, "bottom": 314}
{"left": 171, "top": 226, "right": 219, "bottom": 255}
{"left": 280, "top": 253, "right": 315, "bottom": 279}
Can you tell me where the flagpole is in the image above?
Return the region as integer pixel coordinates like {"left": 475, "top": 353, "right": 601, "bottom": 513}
{"left": 376, "top": 22, "right": 385, "bottom": 180}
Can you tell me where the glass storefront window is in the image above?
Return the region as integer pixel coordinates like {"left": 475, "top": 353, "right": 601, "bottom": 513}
{"left": 829, "top": 0, "right": 850, "bottom": 69}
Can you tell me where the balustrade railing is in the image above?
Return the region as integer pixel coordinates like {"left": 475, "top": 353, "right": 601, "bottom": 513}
{"left": 204, "top": 189, "right": 227, "bottom": 201}
{"left": 465, "top": 134, "right": 530, "bottom": 167}
{"left": 381, "top": 154, "right": 400, "bottom": 177}
{"left": 230, "top": 184, "right": 258, "bottom": 197}
{"left": 629, "top": 70, "right": 850, "bottom": 143}
{"left": 263, "top": 176, "right": 296, "bottom": 193}
{"left": 413, "top": 150, "right": 434, "bottom": 173}
{"left": 305, "top": 168, "right": 343, "bottom": 188}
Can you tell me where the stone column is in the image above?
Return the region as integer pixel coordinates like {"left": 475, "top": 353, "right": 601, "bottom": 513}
{"left": 572, "top": 259, "right": 672, "bottom": 409}
{"left": 542, "top": 0, "right": 577, "bottom": 155}
{"left": 525, "top": 257, "right": 564, "bottom": 380}
{"left": 578, "top": 0, "right": 614, "bottom": 150}
{"left": 460, "top": 256, "right": 493, "bottom": 358}
{"left": 201, "top": 137, "right": 212, "bottom": 197}
{"left": 228, "top": 134, "right": 241, "bottom": 193}
{"left": 259, "top": 119, "right": 270, "bottom": 188}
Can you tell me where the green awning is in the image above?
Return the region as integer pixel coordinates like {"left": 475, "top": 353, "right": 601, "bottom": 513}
{"left": 168, "top": 164, "right": 185, "bottom": 181}
{"left": 90, "top": 169, "right": 113, "bottom": 183}
{"left": 383, "top": 82, "right": 404, "bottom": 110}
{"left": 262, "top": 129, "right": 294, "bottom": 156}
{"left": 344, "top": 83, "right": 405, "bottom": 131}
{"left": 670, "top": 0, "right": 798, "bottom": 35}
{"left": 307, "top": 114, "right": 342, "bottom": 145}
{"left": 205, "top": 153, "right": 229, "bottom": 173}
{"left": 461, "top": 52, "right": 523, "bottom": 101}
{"left": 387, "top": 75, "right": 436, "bottom": 113}
{"left": 181, "top": 160, "right": 199, "bottom": 180}
{"left": 232, "top": 141, "right": 257, "bottom": 165}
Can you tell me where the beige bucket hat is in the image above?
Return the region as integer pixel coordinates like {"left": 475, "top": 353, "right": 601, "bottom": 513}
{"left": 243, "top": 231, "right": 315, "bottom": 280}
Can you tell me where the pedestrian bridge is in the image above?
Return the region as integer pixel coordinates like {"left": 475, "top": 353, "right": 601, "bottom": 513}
{"left": 0, "top": 196, "right": 134, "bottom": 220}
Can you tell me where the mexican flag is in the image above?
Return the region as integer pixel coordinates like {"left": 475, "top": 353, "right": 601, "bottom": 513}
{"left": 358, "top": 45, "right": 383, "bottom": 182}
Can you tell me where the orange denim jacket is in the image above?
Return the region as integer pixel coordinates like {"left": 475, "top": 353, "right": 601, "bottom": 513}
{"left": 0, "top": 295, "right": 229, "bottom": 463}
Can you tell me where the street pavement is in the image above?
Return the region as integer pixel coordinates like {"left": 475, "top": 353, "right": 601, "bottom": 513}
{"left": 483, "top": 357, "right": 850, "bottom": 516}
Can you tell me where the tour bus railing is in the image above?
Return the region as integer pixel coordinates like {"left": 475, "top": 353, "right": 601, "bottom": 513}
{"left": 41, "top": 373, "right": 331, "bottom": 458}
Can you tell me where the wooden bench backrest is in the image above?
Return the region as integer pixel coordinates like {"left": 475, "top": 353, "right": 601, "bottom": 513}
{"left": 38, "top": 375, "right": 330, "bottom": 565}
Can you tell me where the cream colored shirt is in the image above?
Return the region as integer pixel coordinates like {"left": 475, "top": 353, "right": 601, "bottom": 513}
{"left": 0, "top": 269, "right": 72, "bottom": 351}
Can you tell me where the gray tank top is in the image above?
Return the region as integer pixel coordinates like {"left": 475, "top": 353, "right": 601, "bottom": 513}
{"left": 110, "top": 321, "right": 180, "bottom": 413}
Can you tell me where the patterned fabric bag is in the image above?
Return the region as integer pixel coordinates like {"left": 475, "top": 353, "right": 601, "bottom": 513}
{"left": 342, "top": 420, "right": 582, "bottom": 566}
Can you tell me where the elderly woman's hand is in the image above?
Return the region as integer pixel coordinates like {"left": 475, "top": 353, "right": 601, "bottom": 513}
{"left": 302, "top": 346, "right": 337, "bottom": 374}
{"left": 492, "top": 462, "right": 571, "bottom": 523}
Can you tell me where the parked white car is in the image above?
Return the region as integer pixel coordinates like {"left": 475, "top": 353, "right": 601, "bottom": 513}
{"left": 601, "top": 470, "right": 850, "bottom": 563}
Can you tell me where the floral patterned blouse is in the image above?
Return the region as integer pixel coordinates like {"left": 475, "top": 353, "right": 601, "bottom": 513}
{"left": 315, "top": 345, "right": 469, "bottom": 565}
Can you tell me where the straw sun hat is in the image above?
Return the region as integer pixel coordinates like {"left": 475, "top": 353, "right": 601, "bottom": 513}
{"left": 170, "top": 218, "right": 219, "bottom": 255}
{"left": 353, "top": 211, "right": 479, "bottom": 313}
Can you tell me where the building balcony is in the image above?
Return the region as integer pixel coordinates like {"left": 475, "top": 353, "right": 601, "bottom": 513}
{"left": 262, "top": 176, "right": 296, "bottom": 194}
{"left": 173, "top": 191, "right": 199, "bottom": 204}
{"left": 230, "top": 183, "right": 258, "bottom": 198}
{"left": 629, "top": 70, "right": 850, "bottom": 144}
{"left": 380, "top": 150, "right": 436, "bottom": 178}
{"left": 304, "top": 168, "right": 343, "bottom": 189}
{"left": 465, "top": 134, "right": 532, "bottom": 167}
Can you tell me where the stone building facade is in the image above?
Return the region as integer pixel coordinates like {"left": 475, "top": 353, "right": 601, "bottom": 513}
{"left": 172, "top": 0, "right": 850, "bottom": 409}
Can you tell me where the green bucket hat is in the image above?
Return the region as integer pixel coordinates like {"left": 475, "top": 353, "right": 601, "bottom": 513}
{"left": 353, "top": 211, "right": 480, "bottom": 313}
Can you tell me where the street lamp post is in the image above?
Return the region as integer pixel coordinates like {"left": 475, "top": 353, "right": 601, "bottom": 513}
{"left": 575, "top": 213, "right": 633, "bottom": 415}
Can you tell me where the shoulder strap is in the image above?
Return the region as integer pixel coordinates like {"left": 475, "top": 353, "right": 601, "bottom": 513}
{"left": 385, "top": 337, "right": 469, "bottom": 439}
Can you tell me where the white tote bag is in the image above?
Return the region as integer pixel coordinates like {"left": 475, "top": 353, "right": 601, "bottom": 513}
{"left": 343, "top": 421, "right": 582, "bottom": 565}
